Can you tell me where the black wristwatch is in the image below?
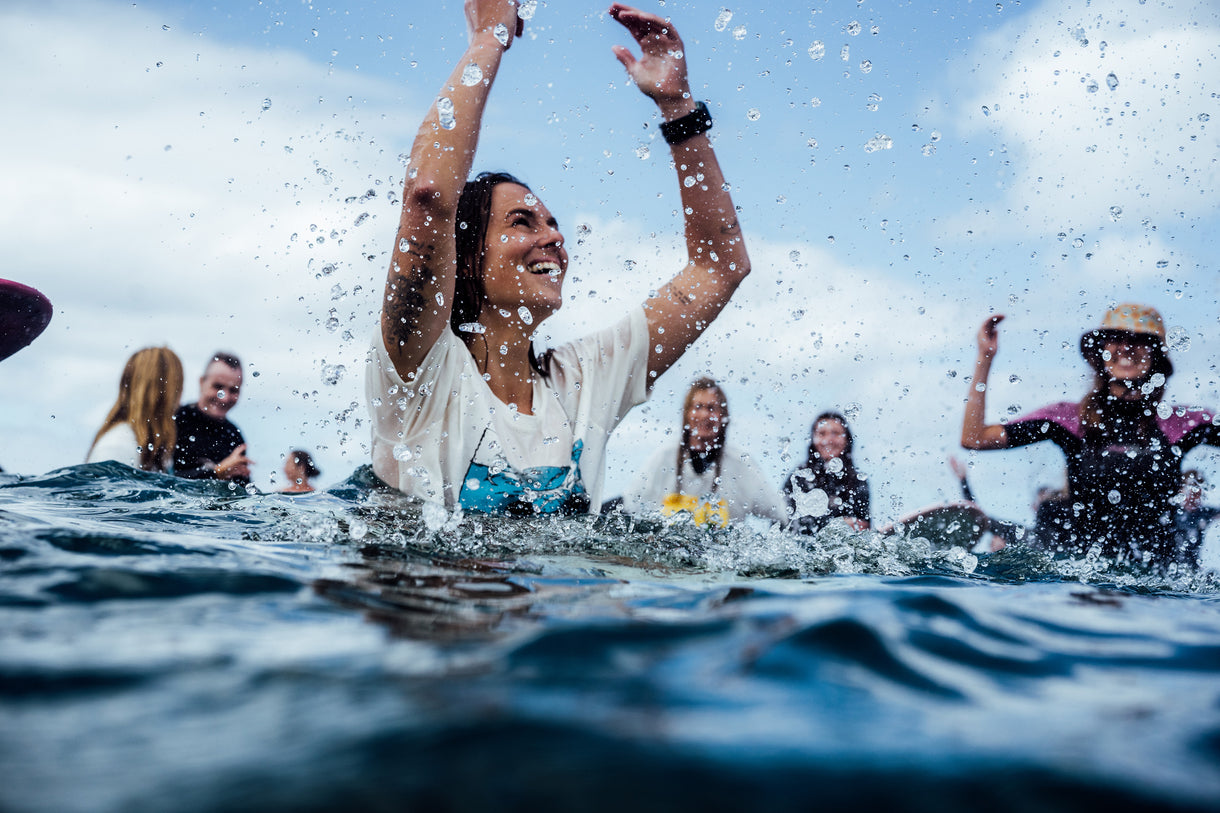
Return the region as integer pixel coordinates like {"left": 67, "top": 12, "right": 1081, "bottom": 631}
{"left": 660, "top": 101, "right": 713, "bottom": 146}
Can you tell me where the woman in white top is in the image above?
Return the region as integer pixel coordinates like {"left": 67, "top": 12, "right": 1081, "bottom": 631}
{"left": 86, "top": 346, "right": 184, "bottom": 473}
{"left": 367, "top": 2, "right": 751, "bottom": 514}
{"left": 622, "top": 377, "right": 786, "bottom": 526}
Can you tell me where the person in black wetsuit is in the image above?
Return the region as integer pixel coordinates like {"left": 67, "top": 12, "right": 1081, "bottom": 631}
{"left": 961, "top": 304, "right": 1220, "bottom": 567}
{"left": 784, "top": 411, "right": 870, "bottom": 534}
{"left": 173, "top": 352, "right": 253, "bottom": 484}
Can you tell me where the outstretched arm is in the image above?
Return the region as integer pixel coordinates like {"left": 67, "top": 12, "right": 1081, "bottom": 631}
{"left": 381, "top": 0, "right": 524, "bottom": 381}
{"left": 609, "top": 3, "right": 750, "bottom": 383}
{"left": 961, "top": 314, "right": 1011, "bottom": 450}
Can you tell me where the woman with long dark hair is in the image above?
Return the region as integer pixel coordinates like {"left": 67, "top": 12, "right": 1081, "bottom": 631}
{"left": 784, "top": 412, "right": 871, "bottom": 534}
{"left": 367, "top": 2, "right": 750, "bottom": 515}
{"left": 621, "top": 377, "right": 785, "bottom": 526}
{"left": 961, "top": 304, "right": 1219, "bottom": 565}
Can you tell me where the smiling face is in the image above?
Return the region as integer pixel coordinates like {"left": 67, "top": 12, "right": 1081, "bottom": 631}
{"left": 478, "top": 183, "right": 568, "bottom": 324}
{"left": 812, "top": 418, "right": 848, "bottom": 461}
{"left": 685, "top": 388, "right": 727, "bottom": 455}
{"left": 1102, "top": 339, "right": 1153, "bottom": 382}
{"left": 196, "top": 360, "right": 242, "bottom": 420}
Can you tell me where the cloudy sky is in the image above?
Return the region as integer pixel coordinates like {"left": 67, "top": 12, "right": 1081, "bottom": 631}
{"left": 2, "top": 0, "right": 1217, "bottom": 527}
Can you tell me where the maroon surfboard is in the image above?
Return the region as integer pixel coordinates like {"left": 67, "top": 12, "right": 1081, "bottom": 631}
{"left": 0, "top": 279, "right": 52, "bottom": 361}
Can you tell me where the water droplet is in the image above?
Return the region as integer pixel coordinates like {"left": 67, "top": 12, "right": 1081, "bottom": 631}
{"left": 714, "top": 8, "right": 732, "bottom": 32}
{"left": 746, "top": 108, "right": 761, "bottom": 121}
{"left": 1167, "top": 326, "right": 1190, "bottom": 353}
{"left": 1085, "top": 79, "right": 1099, "bottom": 93}
{"left": 437, "top": 96, "right": 456, "bottom": 130}
{"left": 1109, "top": 205, "right": 1123, "bottom": 221}
{"left": 460, "top": 62, "right": 484, "bottom": 86}
{"left": 981, "top": 105, "right": 992, "bottom": 116}
{"left": 1106, "top": 72, "right": 1119, "bottom": 90}
{"left": 840, "top": 45, "right": 850, "bottom": 62}
{"left": 826, "top": 457, "right": 844, "bottom": 473}
{"left": 846, "top": 21, "right": 861, "bottom": 36}
{"left": 863, "top": 134, "right": 892, "bottom": 152}
{"left": 321, "top": 364, "right": 346, "bottom": 386}
{"left": 435, "top": 292, "right": 445, "bottom": 307}
{"left": 493, "top": 23, "right": 510, "bottom": 47}
{"left": 1199, "top": 113, "right": 1211, "bottom": 122}
{"left": 634, "top": 144, "right": 650, "bottom": 160}
{"left": 1009, "top": 374, "right": 1021, "bottom": 384}
{"left": 732, "top": 25, "right": 747, "bottom": 40}
{"left": 684, "top": 175, "right": 697, "bottom": 187}
{"left": 1072, "top": 27, "right": 1088, "bottom": 47}
{"left": 1072, "top": 237, "right": 1085, "bottom": 249}
{"left": 808, "top": 40, "right": 825, "bottom": 61}
{"left": 1107, "top": 489, "right": 1121, "bottom": 505}
{"left": 789, "top": 250, "right": 801, "bottom": 262}
{"left": 921, "top": 143, "right": 936, "bottom": 156}
{"left": 458, "top": 322, "right": 486, "bottom": 334}
{"left": 842, "top": 402, "right": 861, "bottom": 420}
{"left": 517, "top": 0, "right": 537, "bottom": 20}
{"left": 1155, "top": 259, "right": 1169, "bottom": 269}
{"left": 518, "top": 306, "right": 533, "bottom": 325}
{"left": 261, "top": 98, "right": 272, "bottom": 111}
{"left": 860, "top": 59, "right": 873, "bottom": 74}
{"left": 930, "top": 131, "right": 942, "bottom": 142}
{"left": 523, "top": 192, "right": 537, "bottom": 206}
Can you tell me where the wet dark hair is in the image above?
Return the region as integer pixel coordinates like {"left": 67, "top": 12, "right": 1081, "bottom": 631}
{"left": 207, "top": 351, "right": 242, "bottom": 372}
{"left": 289, "top": 449, "right": 321, "bottom": 479}
{"left": 677, "top": 377, "right": 728, "bottom": 490}
{"left": 803, "top": 411, "right": 860, "bottom": 481}
{"left": 452, "top": 171, "right": 551, "bottom": 378}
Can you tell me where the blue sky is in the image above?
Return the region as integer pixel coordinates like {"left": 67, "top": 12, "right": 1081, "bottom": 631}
{"left": 2, "top": 0, "right": 1218, "bottom": 530}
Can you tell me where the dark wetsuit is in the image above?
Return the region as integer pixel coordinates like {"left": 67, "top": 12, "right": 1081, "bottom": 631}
{"left": 1006, "top": 401, "right": 1220, "bottom": 565}
{"left": 173, "top": 404, "right": 249, "bottom": 484}
{"left": 784, "top": 468, "right": 870, "bottom": 535}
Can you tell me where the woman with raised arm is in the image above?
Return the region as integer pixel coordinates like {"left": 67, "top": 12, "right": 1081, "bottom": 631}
{"left": 961, "top": 305, "right": 1220, "bottom": 566}
{"left": 367, "top": 2, "right": 750, "bottom": 514}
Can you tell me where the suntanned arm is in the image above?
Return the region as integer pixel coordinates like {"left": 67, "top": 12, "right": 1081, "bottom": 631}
{"left": 961, "top": 314, "right": 1011, "bottom": 450}
{"left": 381, "top": 0, "right": 523, "bottom": 381}
{"left": 609, "top": 4, "right": 751, "bottom": 383}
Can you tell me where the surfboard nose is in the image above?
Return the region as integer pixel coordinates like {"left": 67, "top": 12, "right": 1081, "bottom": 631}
{"left": 0, "top": 279, "right": 53, "bottom": 361}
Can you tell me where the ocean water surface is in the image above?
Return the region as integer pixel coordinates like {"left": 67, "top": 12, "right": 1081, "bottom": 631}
{"left": 2, "top": 462, "right": 1220, "bottom": 812}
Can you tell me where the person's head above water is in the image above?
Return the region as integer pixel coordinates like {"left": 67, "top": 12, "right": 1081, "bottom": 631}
{"left": 1079, "top": 303, "right": 1173, "bottom": 395}
{"left": 804, "top": 411, "right": 858, "bottom": 477}
{"left": 452, "top": 172, "right": 567, "bottom": 341}
{"left": 681, "top": 377, "right": 728, "bottom": 457}
{"left": 196, "top": 352, "right": 242, "bottom": 421}
{"left": 92, "top": 346, "right": 184, "bottom": 472}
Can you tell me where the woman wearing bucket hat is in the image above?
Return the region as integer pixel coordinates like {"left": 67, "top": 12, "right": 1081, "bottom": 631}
{"left": 960, "top": 304, "right": 1220, "bottom": 567}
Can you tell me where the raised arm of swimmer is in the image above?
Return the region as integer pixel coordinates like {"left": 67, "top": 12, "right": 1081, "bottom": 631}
{"left": 961, "top": 314, "right": 1010, "bottom": 450}
{"left": 609, "top": 3, "right": 751, "bottom": 382}
{"left": 382, "top": 0, "right": 524, "bottom": 381}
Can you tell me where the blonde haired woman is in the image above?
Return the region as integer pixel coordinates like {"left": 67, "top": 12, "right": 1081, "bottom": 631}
{"left": 87, "top": 346, "right": 184, "bottom": 473}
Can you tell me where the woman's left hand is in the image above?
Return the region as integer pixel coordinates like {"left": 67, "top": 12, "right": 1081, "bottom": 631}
{"left": 608, "top": 3, "right": 691, "bottom": 107}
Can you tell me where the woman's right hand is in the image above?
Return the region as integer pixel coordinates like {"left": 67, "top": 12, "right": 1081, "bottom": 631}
{"left": 977, "top": 314, "right": 1004, "bottom": 360}
{"left": 466, "top": 0, "right": 523, "bottom": 47}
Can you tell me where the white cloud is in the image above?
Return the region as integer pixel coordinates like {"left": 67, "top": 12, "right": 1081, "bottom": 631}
{"left": 949, "top": 0, "right": 1220, "bottom": 238}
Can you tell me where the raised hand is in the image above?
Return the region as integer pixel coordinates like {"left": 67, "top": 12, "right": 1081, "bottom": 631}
{"left": 608, "top": 3, "right": 691, "bottom": 107}
{"left": 977, "top": 314, "right": 1005, "bottom": 360}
